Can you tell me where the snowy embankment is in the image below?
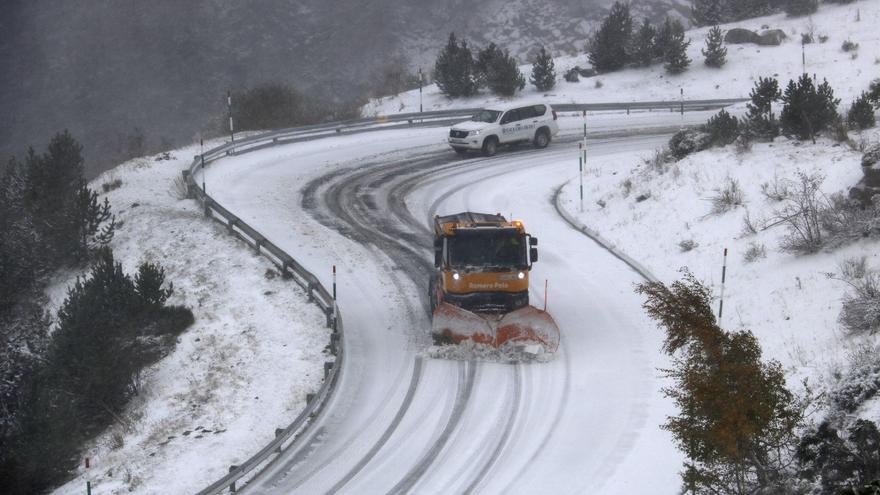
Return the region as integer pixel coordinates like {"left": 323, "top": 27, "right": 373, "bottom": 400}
{"left": 51, "top": 145, "right": 330, "bottom": 494}
{"left": 365, "top": 0, "right": 877, "bottom": 116}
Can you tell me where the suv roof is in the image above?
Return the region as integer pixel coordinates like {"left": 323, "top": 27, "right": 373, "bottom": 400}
{"left": 483, "top": 101, "right": 552, "bottom": 112}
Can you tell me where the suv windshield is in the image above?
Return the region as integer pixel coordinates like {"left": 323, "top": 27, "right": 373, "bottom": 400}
{"left": 471, "top": 110, "right": 501, "bottom": 123}
{"left": 448, "top": 231, "right": 527, "bottom": 269}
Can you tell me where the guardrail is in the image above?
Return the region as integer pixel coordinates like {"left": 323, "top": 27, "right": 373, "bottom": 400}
{"left": 184, "top": 154, "right": 344, "bottom": 495}
{"left": 186, "top": 97, "right": 743, "bottom": 494}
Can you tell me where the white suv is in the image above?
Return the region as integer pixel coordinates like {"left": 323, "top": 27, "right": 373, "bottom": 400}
{"left": 448, "top": 103, "right": 559, "bottom": 156}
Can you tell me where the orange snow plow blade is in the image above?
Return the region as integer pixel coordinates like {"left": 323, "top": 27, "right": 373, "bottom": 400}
{"left": 431, "top": 303, "right": 560, "bottom": 354}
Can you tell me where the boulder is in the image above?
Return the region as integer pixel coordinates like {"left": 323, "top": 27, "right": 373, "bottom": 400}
{"left": 756, "top": 29, "right": 787, "bottom": 46}
{"left": 862, "top": 144, "right": 880, "bottom": 187}
{"left": 725, "top": 28, "right": 759, "bottom": 44}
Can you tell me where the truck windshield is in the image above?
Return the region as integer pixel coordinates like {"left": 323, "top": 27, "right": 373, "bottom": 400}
{"left": 448, "top": 231, "right": 527, "bottom": 269}
{"left": 471, "top": 110, "right": 501, "bottom": 123}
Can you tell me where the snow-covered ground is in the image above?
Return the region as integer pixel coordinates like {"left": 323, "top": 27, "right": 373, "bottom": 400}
{"left": 558, "top": 130, "right": 879, "bottom": 395}
{"left": 50, "top": 146, "right": 330, "bottom": 494}
{"left": 365, "top": 0, "right": 878, "bottom": 116}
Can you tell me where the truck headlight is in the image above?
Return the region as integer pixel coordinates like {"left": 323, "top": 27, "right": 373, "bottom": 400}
{"left": 517, "top": 271, "right": 525, "bottom": 280}
{"left": 452, "top": 272, "right": 460, "bottom": 280}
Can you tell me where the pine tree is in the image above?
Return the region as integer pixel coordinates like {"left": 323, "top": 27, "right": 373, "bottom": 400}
{"left": 654, "top": 17, "right": 674, "bottom": 60}
{"left": 847, "top": 92, "right": 876, "bottom": 130}
{"left": 588, "top": 1, "right": 633, "bottom": 73}
{"left": 68, "top": 181, "right": 115, "bottom": 260}
{"left": 475, "top": 42, "right": 503, "bottom": 89}
{"left": 729, "top": 0, "right": 777, "bottom": 21}
{"left": 135, "top": 262, "right": 173, "bottom": 307}
{"left": 745, "top": 77, "right": 782, "bottom": 140}
{"left": 485, "top": 48, "right": 526, "bottom": 96}
{"left": 637, "top": 272, "right": 804, "bottom": 495}
{"left": 867, "top": 79, "right": 880, "bottom": 108}
{"left": 705, "top": 109, "right": 739, "bottom": 145}
{"left": 631, "top": 19, "right": 656, "bottom": 67}
{"left": 702, "top": 26, "right": 727, "bottom": 68}
{"left": 781, "top": 74, "right": 841, "bottom": 142}
{"left": 433, "top": 32, "right": 478, "bottom": 98}
{"left": 529, "top": 46, "right": 556, "bottom": 92}
{"left": 663, "top": 19, "right": 692, "bottom": 74}
{"left": 692, "top": 0, "right": 724, "bottom": 26}
{"left": 785, "top": 0, "right": 818, "bottom": 17}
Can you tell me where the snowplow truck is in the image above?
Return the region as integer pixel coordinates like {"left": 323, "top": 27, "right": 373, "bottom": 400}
{"left": 429, "top": 212, "right": 560, "bottom": 354}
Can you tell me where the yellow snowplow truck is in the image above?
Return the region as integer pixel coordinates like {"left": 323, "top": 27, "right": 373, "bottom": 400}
{"left": 429, "top": 212, "right": 560, "bottom": 354}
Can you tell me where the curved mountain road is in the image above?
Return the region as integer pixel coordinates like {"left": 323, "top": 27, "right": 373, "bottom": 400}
{"left": 203, "top": 113, "right": 704, "bottom": 493}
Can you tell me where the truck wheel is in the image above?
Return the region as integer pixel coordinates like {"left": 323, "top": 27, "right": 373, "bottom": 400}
{"left": 534, "top": 128, "right": 550, "bottom": 149}
{"left": 481, "top": 137, "right": 498, "bottom": 157}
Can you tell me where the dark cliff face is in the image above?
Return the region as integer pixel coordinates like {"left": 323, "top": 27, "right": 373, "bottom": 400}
{"left": 1, "top": 0, "right": 682, "bottom": 176}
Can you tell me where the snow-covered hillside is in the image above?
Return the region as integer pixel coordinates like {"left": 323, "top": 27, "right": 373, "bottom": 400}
{"left": 365, "top": 0, "right": 878, "bottom": 115}
{"left": 50, "top": 146, "right": 330, "bottom": 494}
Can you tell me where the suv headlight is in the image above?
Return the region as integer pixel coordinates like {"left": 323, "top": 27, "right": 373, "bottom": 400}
{"left": 469, "top": 130, "right": 481, "bottom": 136}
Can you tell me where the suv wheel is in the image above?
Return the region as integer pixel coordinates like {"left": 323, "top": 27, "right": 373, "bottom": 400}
{"left": 534, "top": 128, "right": 550, "bottom": 149}
{"left": 481, "top": 137, "right": 498, "bottom": 157}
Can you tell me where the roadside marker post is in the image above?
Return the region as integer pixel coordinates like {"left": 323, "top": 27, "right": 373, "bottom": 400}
{"left": 85, "top": 457, "right": 92, "bottom": 495}
{"left": 227, "top": 91, "right": 236, "bottom": 147}
{"left": 718, "top": 248, "right": 728, "bottom": 321}
{"left": 544, "top": 279, "right": 549, "bottom": 312}
{"left": 200, "top": 138, "right": 206, "bottom": 194}
{"left": 332, "top": 265, "right": 337, "bottom": 301}
{"left": 578, "top": 143, "right": 584, "bottom": 212}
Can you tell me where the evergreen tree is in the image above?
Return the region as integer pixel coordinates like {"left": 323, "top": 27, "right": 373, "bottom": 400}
{"left": 868, "top": 79, "right": 880, "bottom": 108}
{"left": 477, "top": 44, "right": 525, "bottom": 96}
{"left": 785, "top": 0, "right": 818, "bottom": 17}
{"left": 588, "top": 1, "right": 633, "bottom": 73}
{"left": 745, "top": 77, "right": 782, "bottom": 140}
{"left": 692, "top": 0, "right": 724, "bottom": 26}
{"left": 729, "top": 0, "right": 778, "bottom": 21}
{"left": 433, "top": 32, "right": 478, "bottom": 98}
{"left": 637, "top": 272, "right": 804, "bottom": 495}
{"left": 529, "top": 46, "right": 557, "bottom": 92}
{"left": 135, "top": 261, "right": 173, "bottom": 307}
{"left": 475, "top": 42, "right": 503, "bottom": 88}
{"left": 663, "top": 19, "right": 692, "bottom": 74}
{"left": 797, "top": 420, "right": 880, "bottom": 493}
{"left": 848, "top": 92, "right": 876, "bottom": 130}
{"left": 702, "top": 26, "right": 727, "bottom": 68}
{"left": 781, "top": 74, "right": 841, "bottom": 142}
{"left": 631, "top": 19, "right": 656, "bottom": 67}
{"left": 654, "top": 17, "right": 675, "bottom": 60}
{"left": 705, "top": 109, "right": 739, "bottom": 145}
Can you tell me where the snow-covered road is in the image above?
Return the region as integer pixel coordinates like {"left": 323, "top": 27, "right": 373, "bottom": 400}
{"left": 202, "top": 113, "right": 711, "bottom": 493}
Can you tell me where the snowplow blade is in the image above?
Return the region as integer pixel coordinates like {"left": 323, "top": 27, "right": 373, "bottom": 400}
{"left": 431, "top": 303, "right": 560, "bottom": 354}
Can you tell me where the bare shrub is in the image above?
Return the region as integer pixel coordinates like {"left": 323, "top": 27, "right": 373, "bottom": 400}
{"left": 760, "top": 175, "right": 792, "bottom": 202}
{"left": 775, "top": 172, "right": 826, "bottom": 254}
{"left": 170, "top": 174, "right": 190, "bottom": 200}
{"left": 595, "top": 79, "right": 604, "bottom": 89}
{"left": 678, "top": 239, "right": 698, "bottom": 252}
{"left": 643, "top": 147, "right": 672, "bottom": 173}
{"left": 829, "top": 343, "right": 880, "bottom": 412}
{"left": 842, "top": 40, "right": 859, "bottom": 52}
{"left": 102, "top": 178, "right": 123, "bottom": 193}
{"left": 840, "top": 256, "right": 868, "bottom": 281}
{"left": 821, "top": 193, "right": 880, "bottom": 247}
{"left": 741, "top": 210, "right": 764, "bottom": 236}
{"left": 837, "top": 267, "right": 880, "bottom": 336}
{"left": 743, "top": 242, "right": 767, "bottom": 262}
{"left": 710, "top": 177, "right": 744, "bottom": 215}
{"left": 621, "top": 178, "right": 633, "bottom": 197}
